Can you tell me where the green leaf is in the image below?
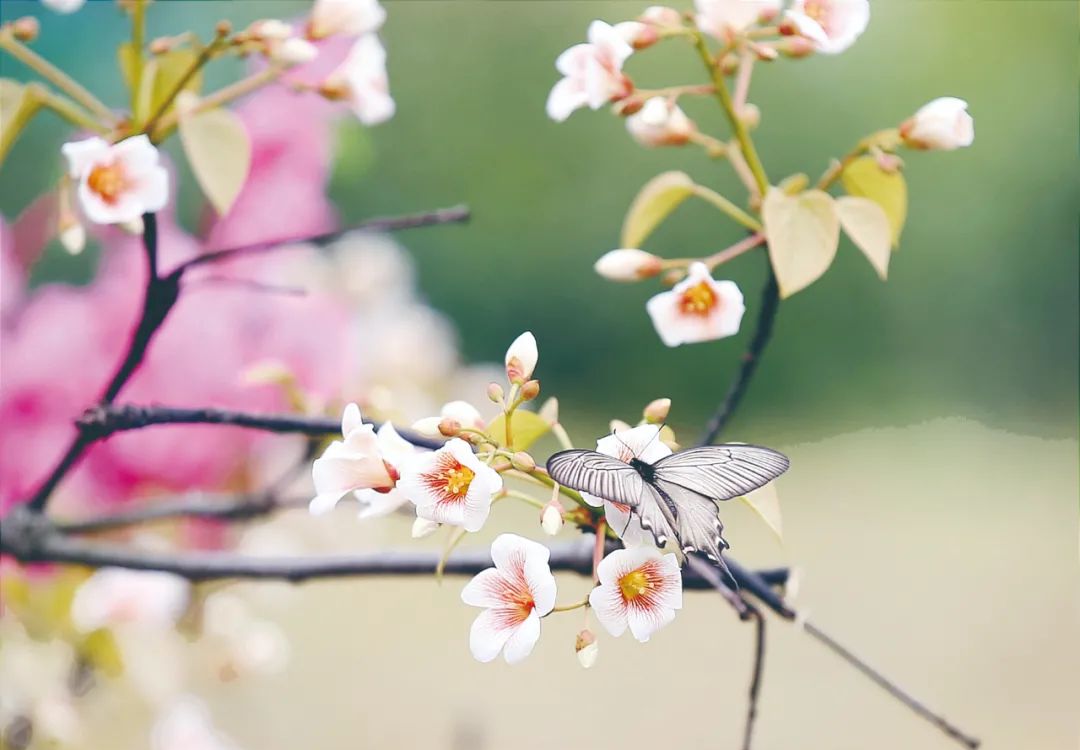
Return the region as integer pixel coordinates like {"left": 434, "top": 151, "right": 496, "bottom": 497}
{"left": 836, "top": 196, "right": 891, "bottom": 280}
{"left": 739, "top": 483, "right": 782, "bottom": 541}
{"left": 179, "top": 96, "right": 252, "bottom": 216}
{"left": 152, "top": 49, "right": 202, "bottom": 117}
{"left": 0, "top": 79, "right": 26, "bottom": 133}
{"left": 486, "top": 410, "right": 550, "bottom": 451}
{"left": 620, "top": 171, "right": 696, "bottom": 248}
{"left": 79, "top": 628, "right": 125, "bottom": 678}
{"left": 841, "top": 155, "right": 908, "bottom": 247}
{"left": 117, "top": 42, "right": 138, "bottom": 89}
{"left": 762, "top": 188, "right": 840, "bottom": 298}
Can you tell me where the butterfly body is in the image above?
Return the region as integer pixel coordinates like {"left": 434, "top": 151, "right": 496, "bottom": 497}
{"left": 547, "top": 432, "right": 788, "bottom": 565}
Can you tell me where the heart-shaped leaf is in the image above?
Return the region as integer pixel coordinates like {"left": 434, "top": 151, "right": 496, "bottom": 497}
{"left": 740, "top": 482, "right": 782, "bottom": 541}
{"left": 621, "top": 171, "right": 696, "bottom": 248}
{"left": 486, "top": 410, "right": 550, "bottom": 451}
{"left": 837, "top": 196, "right": 891, "bottom": 280}
{"left": 841, "top": 155, "right": 907, "bottom": 247}
{"left": 179, "top": 95, "right": 252, "bottom": 216}
{"left": 762, "top": 188, "right": 840, "bottom": 298}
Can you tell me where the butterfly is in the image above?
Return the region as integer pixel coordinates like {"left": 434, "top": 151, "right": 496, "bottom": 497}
{"left": 546, "top": 428, "right": 789, "bottom": 565}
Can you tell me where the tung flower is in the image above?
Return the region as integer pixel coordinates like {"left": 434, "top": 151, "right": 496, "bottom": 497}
{"left": 645, "top": 262, "right": 745, "bottom": 347}
{"left": 899, "top": 97, "right": 975, "bottom": 151}
{"left": 626, "top": 97, "right": 696, "bottom": 147}
{"left": 309, "top": 403, "right": 400, "bottom": 515}
{"left": 70, "top": 568, "right": 190, "bottom": 633}
{"left": 308, "top": 0, "right": 386, "bottom": 39}
{"left": 589, "top": 547, "right": 683, "bottom": 642}
{"left": 398, "top": 438, "right": 502, "bottom": 531}
{"left": 695, "top": 0, "right": 781, "bottom": 42}
{"left": 61, "top": 135, "right": 168, "bottom": 225}
{"left": 784, "top": 0, "right": 869, "bottom": 55}
{"left": 546, "top": 20, "right": 634, "bottom": 122}
{"left": 460, "top": 534, "right": 557, "bottom": 664}
{"left": 321, "top": 34, "right": 395, "bottom": 125}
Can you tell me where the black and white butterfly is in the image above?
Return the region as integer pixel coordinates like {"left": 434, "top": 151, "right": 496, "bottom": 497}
{"left": 546, "top": 430, "right": 788, "bottom": 565}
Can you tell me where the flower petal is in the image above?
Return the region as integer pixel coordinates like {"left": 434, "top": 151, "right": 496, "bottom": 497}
{"left": 468, "top": 608, "right": 515, "bottom": 663}
{"left": 502, "top": 609, "right": 541, "bottom": 664}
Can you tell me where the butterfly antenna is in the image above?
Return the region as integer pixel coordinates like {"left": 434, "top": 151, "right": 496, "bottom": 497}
{"left": 611, "top": 429, "right": 635, "bottom": 457}
{"left": 641, "top": 422, "right": 665, "bottom": 454}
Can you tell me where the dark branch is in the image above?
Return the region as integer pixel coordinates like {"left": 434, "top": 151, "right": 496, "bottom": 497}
{"left": 742, "top": 602, "right": 766, "bottom": 750}
{"left": 802, "top": 620, "right": 980, "bottom": 749}
{"left": 698, "top": 266, "right": 780, "bottom": 445}
{"left": 172, "top": 204, "right": 471, "bottom": 274}
{"left": 75, "top": 403, "right": 445, "bottom": 450}
{"left": 20, "top": 206, "right": 468, "bottom": 513}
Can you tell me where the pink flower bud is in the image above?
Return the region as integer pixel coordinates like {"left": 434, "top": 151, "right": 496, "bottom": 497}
{"left": 520, "top": 380, "right": 541, "bottom": 402}
{"left": 626, "top": 97, "right": 696, "bottom": 147}
{"left": 486, "top": 382, "right": 505, "bottom": 403}
{"left": 643, "top": 398, "right": 671, "bottom": 424}
{"left": 899, "top": 97, "right": 974, "bottom": 151}
{"left": 575, "top": 629, "right": 598, "bottom": 668}
{"left": 511, "top": 451, "right": 536, "bottom": 472}
{"left": 505, "top": 332, "right": 538, "bottom": 384}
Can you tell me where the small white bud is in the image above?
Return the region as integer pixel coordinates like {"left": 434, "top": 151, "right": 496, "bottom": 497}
{"left": 411, "top": 517, "right": 440, "bottom": 539}
{"left": 540, "top": 502, "right": 564, "bottom": 536}
{"left": 899, "top": 97, "right": 974, "bottom": 151}
{"left": 410, "top": 417, "right": 442, "bottom": 437}
{"left": 505, "top": 332, "right": 538, "bottom": 384}
{"left": 575, "top": 629, "right": 598, "bottom": 669}
{"left": 273, "top": 37, "right": 319, "bottom": 66}
{"left": 59, "top": 222, "right": 86, "bottom": 255}
{"left": 594, "top": 248, "right": 664, "bottom": 282}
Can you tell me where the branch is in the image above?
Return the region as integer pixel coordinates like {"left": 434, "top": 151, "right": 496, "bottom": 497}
{"left": 742, "top": 602, "right": 766, "bottom": 750}
{"left": 172, "top": 205, "right": 471, "bottom": 274}
{"left": 20, "top": 206, "right": 469, "bottom": 513}
{"left": 698, "top": 265, "right": 780, "bottom": 445}
{"left": 76, "top": 403, "right": 445, "bottom": 450}
{"left": 0, "top": 516, "right": 788, "bottom": 588}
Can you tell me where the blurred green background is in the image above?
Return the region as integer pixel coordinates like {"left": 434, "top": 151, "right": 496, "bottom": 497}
{"left": 1, "top": 3, "right": 1077, "bottom": 749}
{"left": 2, "top": 0, "right": 1076, "bottom": 445}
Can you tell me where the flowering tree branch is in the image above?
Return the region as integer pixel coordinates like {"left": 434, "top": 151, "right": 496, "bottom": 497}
{"left": 23, "top": 205, "right": 470, "bottom": 513}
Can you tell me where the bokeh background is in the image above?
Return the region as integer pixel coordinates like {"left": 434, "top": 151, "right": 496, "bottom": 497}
{"left": 1, "top": 1, "right": 1077, "bottom": 749}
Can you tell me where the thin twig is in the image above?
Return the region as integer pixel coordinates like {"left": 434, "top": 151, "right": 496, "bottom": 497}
{"left": 802, "top": 620, "right": 980, "bottom": 749}
{"left": 172, "top": 204, "right": 471, "bottom": 274}
{"left": 75, "top": 403, "right": 445, "bottom": 450}
{"left": 698, "top": 265, "right": 780, "bottom": 445}
{"left": 742, "top": 602, "right": 766, "bottom": 750}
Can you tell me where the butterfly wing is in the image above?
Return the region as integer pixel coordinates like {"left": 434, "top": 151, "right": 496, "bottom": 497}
{"left": 652, "top": 444, "right": 789, "bottom": 501}
{"left": 648, "top": 444, "right": 789, "bottom": 563}
{"left": 545, "top": 450, "right": 649, "bottom": 510}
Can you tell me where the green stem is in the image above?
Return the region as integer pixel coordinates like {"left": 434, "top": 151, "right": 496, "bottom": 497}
{"left": 0, "top": 83, "right": 108, "bottom": 165}
{"left": 0, "top": 30, "right": 117, "bottom": 125}
{"left": 150, "top": 64, "right": 284, "bottom": 142}
{"left": 692, "top": 32, "right": 769, "bottom": 195}
{"left": 129, "top": 0, "right": 147, "bottom": 116}
{"left": 141, "top": 34, "right": 227, "bottom": 136}
{"left": 693, "top": 185, "right": 763, "bottom": 232}
{"left": 817, "top": 145, "right": 867, "bottom": 190}
{"left": 550, "top": 597, "right": 590, "bottom": 614}
{"left": 501, "top": 489, "right": 546, "bottom": 511}
{"left": 507, "top": 468, "right": 585, "bottom": 507}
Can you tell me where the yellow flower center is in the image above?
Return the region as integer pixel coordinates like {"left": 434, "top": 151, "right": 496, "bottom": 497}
{"left": 87, "top": 162, "right": 128, "bottom": 205}
{"left": 444, "top": 464, "right": 475, "bottom": 497}
{"left": 679, "top": 280, "right": 718, "bottom": 317}
{"left": 618, "top": 569, "right": 652, "bottom": 602}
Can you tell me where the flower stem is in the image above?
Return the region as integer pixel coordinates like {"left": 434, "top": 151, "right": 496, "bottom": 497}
{"left": 129, "top": 0, "right": 147, "bottom": 116}
{"left": 550, "top": 597, "right": 590, "bottom": 614}
{"left": 592, "top": 520, "right": 607, "bottom": 582}
{"left": 141, "top": 31, "right": 231, "bottom": 135}
{"left": 693, "top": 184, "right": 764, "bottom": 232}
{"left": 501, "top": 489, "right": 546, "bottom": 511}
{"left": 692, "top": 32, "right": 769, "bottom": 195}
{"left": 150, "top": 64, "right": 285, "bottom": 142}
{"left": 0, "top": 29, "right": 117, "bottom": 126}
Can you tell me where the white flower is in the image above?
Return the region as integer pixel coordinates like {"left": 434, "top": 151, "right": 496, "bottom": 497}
{"left": 41, "top": 0, "right": 85, "bottom": 13}
{"left": 627, "top": 97, "right": 696, "bottom": 147}
{"left": 594, "top": 248, "right": 663, "bottom": 281}
{"left": 589, "top": 547, "right": 682, "bottom": 642}
{"left": 546, "top": 20, "right": 634, "bottom": 122}
{"left": 70, "top": 568, "right": 190, "bottom": 633}
{"left": 784, "top": 0, "right": 869, "bottom": 55}
{"left": 645, "top": 262, "right": 745, "bottom": 347}
{"left": 308, "top": 0, "right": 386, "bottom": 39}
{"left": 61, "top": 135, "right": 168, "bottom": 225}
{"left": 504, "top": 331, "right": 538, "bottom": 384}
{"left": 322, "top": 34, "right": 395, "bottom": 125}
{"left": 899, "top": 97, "right": 975, "bottom": 151}
{"left": 152, "top": 697, "right": 240, "bottom": 750}
{"left": 695, "top": 0, "right": 780, "bottom": 42}
{"left": 309, "top": 403, "right": 398, "bottom": 515}
{"left": 460, "top": 534, "right": 557, "bottom": 664}
{"left": 582, "top": 423, "right": 671, "bottom": 547}
{"left": 398, "top": 438, "right": 502, "bottom": 532}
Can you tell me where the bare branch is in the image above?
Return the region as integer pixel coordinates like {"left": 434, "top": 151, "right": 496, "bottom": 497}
{"left": 76, "top": 403, "right": 445, "bottom": 450}
{"left": 698, "top": 266, "right": 780, "bottom": 445}
{"left": 742, "top": 602, "right": 766, "bottom": 750}
{"left": 172, "top": 204, "right": 471, "bottom": 274}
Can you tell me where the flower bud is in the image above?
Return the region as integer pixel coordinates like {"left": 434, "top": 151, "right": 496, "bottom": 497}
{"left": 520, "top": 379, "right": 541, "bottom": 402}
{"left": 639, "top": 5, "right": 682, "bottom": 27}
{"left": 249, "top": 18, "right": 292, "bottom": 40}
{"left": 486, "top": 382, "right": 505, "bottom": 404}
{"left": 899, "top": 97, "right": 974, "bottom": 151}
{"left": 738, "top": 103, "right": 761, "bottom": 131}
{"left": 594, "top": 248, "right": 663, "bottom": 282}
{"left": 411, "top": 517, "right": 440, "bottom": 539}
{"left": 751, "top": 42, "right": 778, "bottom": 62}
{"left": 612, "top": 96, "right": 645, "bottom": 117}
{"left": 411, "top": 417, "right": 441, "bottom": 437}
{"left": 778, "top": 35, "right": 815, "bottom": 58}
{"left": 505, "top": 332, "right": 538, "bottom": 384}
{"left": 874, "top": 151, "right": 903, "bottom": 174}
{"left": 719, "top": 53, "right": 739, "bottom": 75}
{"left": 59, "top": 222, "right": 86, "bottom": 256}
{"left": 148, "top": 36, "right": 176, "bottom": 55}
{"left": 609, "top": 419, "right": 632, "bottom": 433}
{"left": 626, "top": 97, "right": 696, "bottom": 148}
{"left": 12, "top": 17, "right": 40, "bottom": 42}
{"left": 511, "top": 451, "right": 536, "bottom": 472}
{"left": 540, "top": 501, "right": 564, "bottom": 536}
{"left": 643, "top": 397, "right": 671, "bottom": 424}
{"left": 273, "top": 37, "right": 319, "bottom": 66}
{"left": 437, "top": 418, "right": 462, "bottom": 437}
{"left": 215, "top": 20, "right": 233, "bottom": 36}
{"left": 575, "top": 629, "right": 598, "bottom": 669}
